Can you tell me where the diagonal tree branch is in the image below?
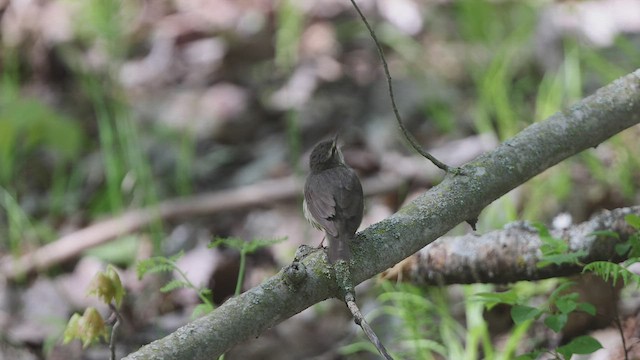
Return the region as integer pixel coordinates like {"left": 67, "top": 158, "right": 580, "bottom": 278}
{"left": 383, "top": 206, "right": 640, "bottom": 285}
{"left": 124, "top": 69, "right": 640, "bottom": 359}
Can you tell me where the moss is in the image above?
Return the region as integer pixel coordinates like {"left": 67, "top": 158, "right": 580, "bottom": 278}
{"left": 333, "top": 260, "right": 354, "bottom": 298}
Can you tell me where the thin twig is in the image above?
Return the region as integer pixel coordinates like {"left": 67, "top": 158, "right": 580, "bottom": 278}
{"left": 349, "top": 0, "right": 450, "bottom": 172}
{"left": 345, "top": 294, "right": 394, "bottom": 360}
{"left": 109, "top": 303, "right": 123, "bottom": 360}
{"left": 610, "top": 284, "right": 629, "bottom": 360}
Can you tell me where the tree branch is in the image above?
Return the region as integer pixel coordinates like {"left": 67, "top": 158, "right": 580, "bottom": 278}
{"left": 123, "top": 69, "right": 640, "bottom": 359}
{"left": 383, "top": 206, "right": 640, "bottom": 285}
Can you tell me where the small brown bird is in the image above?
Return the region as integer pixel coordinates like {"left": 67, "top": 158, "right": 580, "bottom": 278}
{"left": 303, "top": 136, "right": 364, "bottom": 263}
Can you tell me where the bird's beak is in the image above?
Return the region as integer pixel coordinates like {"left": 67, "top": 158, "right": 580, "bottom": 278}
{"left": 332, "top": 133, "right": 339, "bottom": 149}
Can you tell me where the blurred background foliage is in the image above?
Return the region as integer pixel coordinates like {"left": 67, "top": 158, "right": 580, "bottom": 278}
{"left": 0, "top": 0, "right": 637, "bottom": 250}
{"left": 1, "top": 0, "right": 640, "bottom": 358}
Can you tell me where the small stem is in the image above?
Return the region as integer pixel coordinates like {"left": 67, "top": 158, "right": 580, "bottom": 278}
{"left": 108, "top": 303, "right": 123, "bottom": 360}
{"left": 235, "top": 248, "right": 247, "bottom": 296}
{"left": 172, "top": 259, "right": 214, "bottom": 307}
{"left": 610, "top": 284, "right": 628, "bottom": 360}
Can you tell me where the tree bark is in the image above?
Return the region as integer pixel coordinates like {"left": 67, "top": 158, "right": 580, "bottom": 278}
{"left": 382, "top": 206, "right": 640, "bottom": 285}
{"left": 124, "top": 69, "right": 640, "bottom": 359}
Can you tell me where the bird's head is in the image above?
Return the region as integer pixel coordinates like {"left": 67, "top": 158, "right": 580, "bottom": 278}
{"left": 309, "top": 135, "right": 344, "bottom": 172}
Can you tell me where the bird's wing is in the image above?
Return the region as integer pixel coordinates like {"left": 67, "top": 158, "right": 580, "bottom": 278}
{"left": 304, "top": 171, "right": 339, "bottom": 237}
{"left": 305, "top": 167, "right": 364, "bottom": 238}
{"left": 333, "top": 167, "right": 364, "bottom": 235}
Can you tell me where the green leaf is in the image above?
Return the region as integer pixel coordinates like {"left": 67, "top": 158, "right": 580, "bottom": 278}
{"left": 557, "top": 335, "right": 602, "bottom": 357}
{"left": 625, "top": 214, "right": 640, "bottom": 230}
{"left": 0, "top": 97, "right": 83, "bottom": 161}
{"left": 615, "top": 230, "right": 640, "bottom": 257}
{"left": 63, "top": 308, "right": 109, "bottom": 348}
{"left": 540, "top": 238, "right": 568, "bottom": 255}
{"left": 511, "top": 305, "right": 542, "bottom": 324}
{"left": 537, "top": 250, "right": 588, "bottom": 268}
{"left": 531, "top": 222, "right": 551, "bottom": 238}
{"left": 576, "top": 302, "right": 596, "bottom": 316}
{"left": 589, "top": 230, "right": 620, "bottom": 239}
{"left": 515, "top": 352, "right": 539, "bottom": 360}
{"left": 555, "top": 294, "right": 578, "bottom": 314}
{"left": 160, "top": 279, "right": 189, "bottom": 293}
{"left": 85, "top": 236, "right": 140, "bottom": 265}
{"left": 136, "top": 252, "right": 183, "bottom": 278}
{"left": 615, "top": 242, "right": 631, "bottom": 256}
{"left": 0, "top": 92, "right": 84, "bottom": 185}
{"left": 209, "top": 236, "right": 286, "bottom": 254}
{"left": 63, "top": 313, "right": 82, "bottom": 345}
{"left": 87, "top": 265, "right": 126, "bottom": 307}
{"left": 474, "top": 290, "right": 519, "bottom": 309}
{"left": 0, "top": 120, "right": 17, "bottom": 183}
{"left": 243, "top": 237, "right": 287, "bottom": 253}
{"left": 583, "top": 261, "right": 640, "bottom": 286}
{"left": 534, "top": 223, "right": 587, "bottom": 267}
{"left": 191, "top": 303, "right": 215, "bottom": 319}
{"left": 629, "top": 234, "right": 640, "bottom": 257}
{"left": 549, "top": 281, "right": 577, "bottom": 300}
{"left": 544, "top": 313, "right": 567, "bottom": 333}
{"left": 209, "top": 236, "right": 245, "bottom": 250}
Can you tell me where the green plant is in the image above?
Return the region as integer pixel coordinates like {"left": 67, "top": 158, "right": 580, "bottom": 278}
{"left": 533, "top": 222, "right": 588, "bottom": 268}
{"left": 584, "top": 214, "right": 640, "bottom": 286}
{"left": 350, "top": 208, "right": 639, "bottom": 360}
{"left": 473, "top": 219, "right": 640, "bottom": 359}
{"left": 515, "top": 335, "right": 603, "bottom": 360}
{"left": 476, "top": 280, "right": 600, "bottom": 359}
{"left": 343, "top": 282, "right": 496, "bottom": 359}
{"left": 136, "top": 237, "right": 284, "bottom": 360}
{"left": 0, "top": 47, "right": 84, "bottom": 201}
{"left": 0, "top": 95, "right": 83, "bottom": 186}
{"left": 457, "top": 1, "right": 536, "bottom": 140}
{"left": 209, "top": 237, "right": 286, "bottom": 296}
{"left": 136, "top": 237, "right": 285, "bottom": 319}
{"left": 137, "top": 251, "right": 216, "bottom": 318}
{"left": 0, "top": 187, "right": 39, "bottom": 253}
{"left": 275, "top": 0, "right": 304, "bottom": 69}
{"left": 365, "top": 281, "right": 442, "bottom": 359}
{"left": 64, "top": 265, "right": 126, "bottom": 360}
{"left": 175, "top": 129, "right": 196, "bottom": 196}
{"left": 60, "top": 2, "right": 167, "bottom": 248}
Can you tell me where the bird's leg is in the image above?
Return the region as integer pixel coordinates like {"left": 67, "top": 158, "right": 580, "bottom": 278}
{"left": 317, "top": 235, "right": 326, "bottom": 248}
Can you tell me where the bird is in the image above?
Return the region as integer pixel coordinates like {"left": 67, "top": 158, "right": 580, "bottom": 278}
{"left": 303, "top": 135, "right": 364, "bottom": 263}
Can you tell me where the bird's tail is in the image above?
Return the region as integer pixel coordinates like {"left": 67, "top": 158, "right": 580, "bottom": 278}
{"left": 327, "top": 235, "right": 351, "bottom": 263}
